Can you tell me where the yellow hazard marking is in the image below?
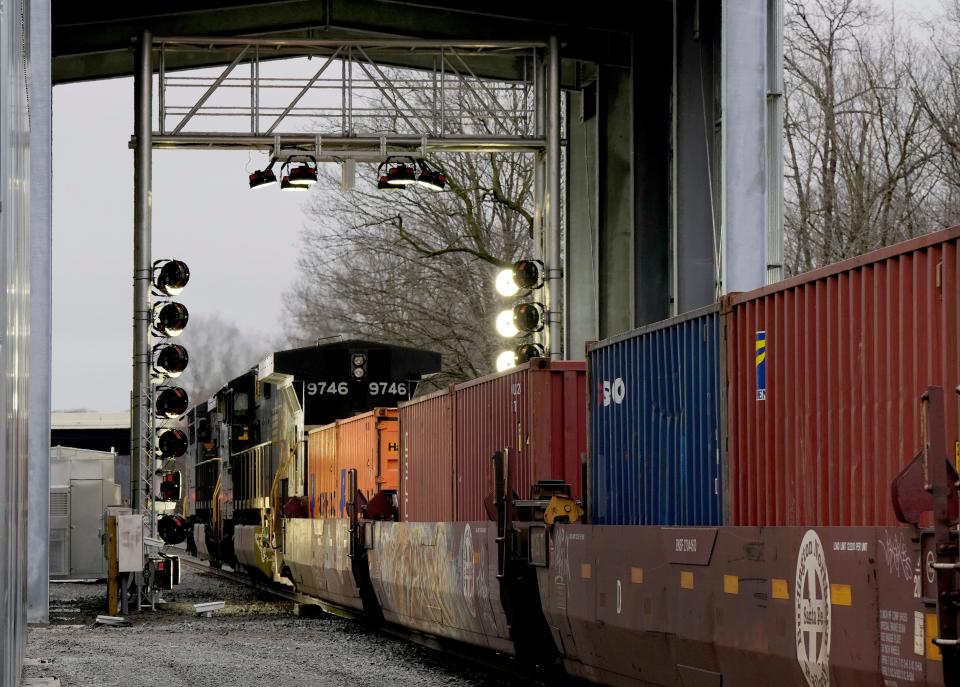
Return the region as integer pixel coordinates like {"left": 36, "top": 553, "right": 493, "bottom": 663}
{"left": 927, "top": 613, "right": 942, "bottom": 661}
{"left": 723, "top": 575, "right": 739, "bottom": 595}
{"left": 830, "top": 583, "right": 852, "bottom": 606}
{"left": 630, "top": 567, "right": 644, "bottom": 584}
{"left": 680, "top": 570, "right": 695, "bottom": 590}
{"left": 580, "top": 563, "right": 592, "bottom": 579}
{"left": 771, "top": 578, "right": 789, "bottom": 600}
{"left": 955, "top": 441, "right": 959, "bottom": 472}
{"left": 474, "top": 551, "right": 481, "bottom": 565}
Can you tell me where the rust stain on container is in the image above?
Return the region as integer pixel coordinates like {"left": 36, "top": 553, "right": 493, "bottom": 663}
{"left": 453, "top": 359, "right": 586, "bottom": 521}
{"left": 727, "top": 227, "right": 960, "bottom": 525}
{"left": 398, "top": 388, "right": 454, "bottom": 522}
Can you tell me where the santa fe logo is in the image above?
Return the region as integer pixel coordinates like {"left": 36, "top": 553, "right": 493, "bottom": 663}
{"left": 795, "top": 529, "right": 832, "bottom": 687}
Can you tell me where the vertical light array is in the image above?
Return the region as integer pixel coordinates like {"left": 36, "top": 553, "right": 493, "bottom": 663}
{"left": 494, "top": 260, "right": 547, "bottom": 371}
{"left": 150, "top": 259, "right": 191, "bottom": 551}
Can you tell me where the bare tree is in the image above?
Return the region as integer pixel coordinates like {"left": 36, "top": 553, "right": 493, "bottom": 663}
{"left": 173, "top": 314, "right": 270, "bottom": 403}
{"left": 910, "top": 0, "right": 960, "bottom": 225}
{"left": 783, "top": 0, "right": 946, "bottom": 273}
{"left": 284, "top": 76, "right": 535, "bottom": 385}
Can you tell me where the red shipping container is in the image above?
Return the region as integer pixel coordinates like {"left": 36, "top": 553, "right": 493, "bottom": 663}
{"left": 399, "top": 388, "right": 455, "bottom": 522}
{"left": 453, "top": 359, "right": 586, "bottom": 521}
{"left": 726, "top": 228, "right": 960, "bottom": 526}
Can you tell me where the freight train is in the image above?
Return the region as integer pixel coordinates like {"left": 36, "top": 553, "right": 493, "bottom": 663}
{"left": 168, "top": 229, "right": 959, "bottom": 687}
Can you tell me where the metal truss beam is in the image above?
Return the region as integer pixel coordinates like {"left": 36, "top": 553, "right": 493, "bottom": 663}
{"left": 147, "top": 36, "right": 544, "bottom": 150}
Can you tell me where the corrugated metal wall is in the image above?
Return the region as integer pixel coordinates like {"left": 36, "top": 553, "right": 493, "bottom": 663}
{"left": 0, "top": 0, "right": 32, "bottom": 681}
{"left": 727, "top": 228, "right": 960, "bottom": 526}
{"left": 399, "top": 389, "right": 454, "bottom": 522}
{"left": 453, "top": 360, "right": 585, "bottom": 521}
{"left": 307, "top": 425, "right": 337, "bottom": 519}
{"left": 588, "top": 306, "right": 723, "bottom": 525}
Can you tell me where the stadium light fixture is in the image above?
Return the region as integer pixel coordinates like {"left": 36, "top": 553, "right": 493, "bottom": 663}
{"left": 152, "top": 301, "right": 189, "bottom": 337}
{"left": 248, "top": 159, "right": 278, "bottom": 190}
{"left": 515, "top": 342, "right": 545, "bottom": 363}
{"left": 152, "top": 259, "right": 190, "bottom": 297}
{"left": 495, "top": 310, "right": 519, "bottom": 338}
{"left": 496, "top": 350, "right": 517, "bottom": 372}
{"left": 513, "top": 302, "right": 545, "bottom": 333}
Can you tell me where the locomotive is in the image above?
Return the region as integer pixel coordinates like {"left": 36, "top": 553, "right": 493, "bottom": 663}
{"left": 171, "top": 339, "right": 440, "bottom": 577}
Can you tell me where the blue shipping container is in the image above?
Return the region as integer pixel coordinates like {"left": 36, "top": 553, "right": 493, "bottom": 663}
{"left": 588, "top": 305, "right": 723, "bottom": 525}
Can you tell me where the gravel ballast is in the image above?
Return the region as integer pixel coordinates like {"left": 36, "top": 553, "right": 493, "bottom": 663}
{"left": 25, "top": 568, "right": 543, "bottom": 687}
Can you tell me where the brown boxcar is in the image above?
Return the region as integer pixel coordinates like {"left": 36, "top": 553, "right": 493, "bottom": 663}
{"left": 726, "top": 227, "right": 960, "bottom": 526}
{"left": 453, "top": 359, "right": 586, "bottom": 521}
{"left": 399, "top": 388, "right": 455, "bottom": 522}
{"left": 306, "top": 424, "right": 337, "bottom": 519}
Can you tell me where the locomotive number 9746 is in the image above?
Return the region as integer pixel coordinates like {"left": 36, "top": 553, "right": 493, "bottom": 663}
{"left": 368, "top": 382, "right": 407, "bottom": 396}
{"left": 305, "top": 381, "right": 409, "bottom": 396}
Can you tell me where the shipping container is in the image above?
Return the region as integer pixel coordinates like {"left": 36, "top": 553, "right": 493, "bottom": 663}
{"left": 307, "top": 410, "right": 399, "bottom": 520}
{"left": 453, "top": 359, "right": 586, "bottom": 521}
{"left": 399, "top": 388, "right": 455, "bottom": 522}
{"left": 726, "top": 227, "right": 960, "bottom": 526}
{"left": 307, "top": 424, "right": 337, "bottom": 519}
{"left": 587, "top": 305, "right": 723, "bottom": 526}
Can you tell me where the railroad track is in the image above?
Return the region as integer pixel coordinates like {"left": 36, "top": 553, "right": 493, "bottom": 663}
{"left": 176, "top": 554, "right": 554, "bottom": 686}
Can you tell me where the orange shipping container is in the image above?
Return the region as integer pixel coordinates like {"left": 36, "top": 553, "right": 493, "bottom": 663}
{"left": 307, "top": 409, "right": 399, "bottom": 519}
{"left": 306, "top": 424, "right": 337, "bottom": 519}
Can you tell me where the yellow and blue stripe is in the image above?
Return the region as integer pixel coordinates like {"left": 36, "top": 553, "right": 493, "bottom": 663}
{"left": 755, "top": 331, "right": 767, "bottom": 401}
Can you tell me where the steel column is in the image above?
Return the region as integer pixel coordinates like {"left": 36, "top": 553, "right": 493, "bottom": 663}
{"left": 765, "top": 0, "right": 784, "bottom": 284}
{"left": 131, "top": 31, "right": 152, "bottom": 528}
{"left": 546, "top": 36, "right": 562, "bottom": 359}
{"left": 27, "top": 0, "right": 53, "bottom": 626}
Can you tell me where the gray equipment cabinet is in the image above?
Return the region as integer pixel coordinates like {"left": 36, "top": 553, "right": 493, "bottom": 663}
{"left": 49, "top": 446, "right": 122, "bottom": 579}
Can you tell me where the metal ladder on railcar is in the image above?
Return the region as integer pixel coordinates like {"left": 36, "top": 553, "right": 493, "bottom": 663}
{"left": 893, "top": 386, "right": 959, "bottom": 683}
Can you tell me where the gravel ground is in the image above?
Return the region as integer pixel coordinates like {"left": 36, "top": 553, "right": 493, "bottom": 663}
{"left": 25, "top": 568, "right": 545, "bottom": 687}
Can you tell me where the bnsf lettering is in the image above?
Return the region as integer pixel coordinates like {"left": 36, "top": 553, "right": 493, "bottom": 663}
{"left": 598, "top": 377, "right": 626, "bottom": 406}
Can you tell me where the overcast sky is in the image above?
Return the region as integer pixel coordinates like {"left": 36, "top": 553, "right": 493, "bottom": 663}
{"left": 52, "top": 77, "right": 314, "bottom": 411}
{"left": 50, "top": 0, "right": 946, "bottom": 412}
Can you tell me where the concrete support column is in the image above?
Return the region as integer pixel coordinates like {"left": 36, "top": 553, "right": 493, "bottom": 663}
{"left": 28, "top": 0, "right": 53, "bottom": 625}
{"left": 673, "top": 0, "right": 721, "bottom": 313}
{"left": 564, "top": 88, "right": 598, "bottom": 357}
{"left": 721, "top": 0, "right": 768, "bottom": 293}
{"left": 633, "top": 3, "right": 672, "bottom": 326}
{"left": 596, "top": 65, "right": 634, "bottom": 340}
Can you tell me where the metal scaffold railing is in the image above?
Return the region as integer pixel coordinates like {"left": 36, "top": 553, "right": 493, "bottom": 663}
{"left": 149, "top": 36, "right": 547, "bottom": 156}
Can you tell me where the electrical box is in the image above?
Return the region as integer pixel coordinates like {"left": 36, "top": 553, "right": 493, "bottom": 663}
{"left": 115, "top": 514, "right": 143, "bottom": 573}
{"left": 49, "top": 446, "right": 122, "bottom": 580}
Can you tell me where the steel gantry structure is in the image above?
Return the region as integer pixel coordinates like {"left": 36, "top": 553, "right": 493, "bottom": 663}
{"left": 129, "top": 32, "right": 563, "bottom": 599}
